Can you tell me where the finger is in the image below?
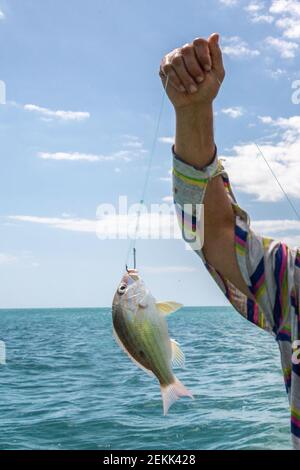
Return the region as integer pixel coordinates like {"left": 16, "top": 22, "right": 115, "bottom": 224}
{"left": 208, "top": 33, "right": 224, "bottom": 79}
{"left": 159, "top": 64, "right": 185, "bottom": 92}
{"left": 193, "top": 38, "right": 212, "bottom": 72}
{"left": 171, "top": 53, "right": 198, "bottom": 94}
{"left": 181, "top": 44, "right": 205, "bottom": 84}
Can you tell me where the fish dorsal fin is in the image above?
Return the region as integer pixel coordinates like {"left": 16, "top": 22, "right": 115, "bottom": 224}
{"left": 155, "top": 301, "right": 183, "bottom": 315}
{"left": 170, "top": 339, "right": 185, "bottom": 368}
{"left": 112, "top": 327, "right": 154, "bottom": 377}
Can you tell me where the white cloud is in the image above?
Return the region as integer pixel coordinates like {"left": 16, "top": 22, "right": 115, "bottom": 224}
{"left": 252, "top": 219, "right": 300, "bottom": 233}
{"left": 221, "top": 107, "right": 244, "bottom": 119}
{"left": 142, "top": 265, "right": 197, "bottom": 273}
{"left": 162, "top": 196, "right": 173, "bottom": 202}
{"left": 122, "top": 134, "right": 139, "bottom": 140}
{"left": 9, "top": 211, "right": 300, "bottom": 249}
{"left": 14, "top": 211, "right": 299, "bottom": 249}
{"left": 24, "top": 104, "right": 90, "bottom": 122}
{"left": 124, "top": 141, "right": 143, "bottom": 149}
{"left": 122, "top": 134, "right": 144, "bottom": 149}
{"left": 270, "top": 0, "right": 300, "bottom": 16}
{"left": 245, "top": 1, "right": 274, "bottom": 23}
{"left": 38, "top": 150, "right": 134, "bottom": 163}
{"left": 258, "top": 115, "right": 273, "bottom": 124}
{"left": 251, "top": 14, "right": 274, "bottom": 23}
{"left": 159, "top": 169, "right": 172, "bottom": 182}
{"left": 8, "top": 212, "right": 182, "bottom": 240}
{"left": 0, "top": 251, "right": 40, "bottom": 268}
{"left": 9, "top": 215, "right": 98, "bottom": 233}
{"left": 61, "top": 212, "right": 76, "bottom": 218}
{"left": 251, "top": 219, "right": 300, "bottom": 248}
{"left": 0, "top": 253, "right": 17, "bottom": 265}
{"left": 0, "top": 9, "right": 5, "bottom": 19}
{"left": 245, "top": 1, "right": 265, "bottom": 13}
{"left": 266, "top": 68, "right": 287, "bottom": 79}
{"left": 159, "top": 137, "right": 175, "bottom": 144}
{"left": 260, "top": 115, "right": 300, "bottom": 142}
{"left": 269, "top": 0, "right": 300, "bottom": 39}
{"left": 222, "top": 36, "right": 260, "bottom": 58}
{"left": 265, "top": 36, "right": 298, "bottom": 58}
{"left": 220, "top": 114, "right": 300, "bottom": 202}
{"left": 275, "top": 17, "right": 300, "bottom": 40}
{"left": 38, "top": 152, "right": 113, "bottom": 162}
{"left": 219, "top": 0, "right": 238, "bottom": 6}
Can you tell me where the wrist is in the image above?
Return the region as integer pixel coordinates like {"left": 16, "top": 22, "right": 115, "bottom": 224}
{"left": 175, "top": 101, "right": 213, "bottom": 119}
{"left": 174, "top": 102, "right": 215, "bottom": 169}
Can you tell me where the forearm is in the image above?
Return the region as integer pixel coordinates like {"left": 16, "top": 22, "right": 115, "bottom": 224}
{"left": 174, "top": 103, "right": 215, "bottom": 169}
{"left": 173, "top": 105, "right": 252, "bottom": 298}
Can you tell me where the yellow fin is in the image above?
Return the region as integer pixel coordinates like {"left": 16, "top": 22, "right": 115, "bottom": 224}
{"left": 155, "top": 301, "right": 183, "bottom": 315}
{"left": 170, "top": 339, "right": 185, "bottom": 368}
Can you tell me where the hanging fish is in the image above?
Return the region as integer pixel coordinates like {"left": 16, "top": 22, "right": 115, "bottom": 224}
{"left": 112, "top": 269, "right": 193, "bottom": 414}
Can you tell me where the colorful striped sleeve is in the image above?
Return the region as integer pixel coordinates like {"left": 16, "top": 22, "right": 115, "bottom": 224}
{"left": 173, "top": 147, "right": 300, "bottom": 449}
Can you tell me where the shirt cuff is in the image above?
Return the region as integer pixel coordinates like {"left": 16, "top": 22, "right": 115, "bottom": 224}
{"left": 172, "top": 145, "right": 220, "bottom": 180}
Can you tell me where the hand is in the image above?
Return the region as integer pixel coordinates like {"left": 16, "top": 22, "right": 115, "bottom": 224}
{"left": 159, "top": 33, "right": 225, "bottom": 109}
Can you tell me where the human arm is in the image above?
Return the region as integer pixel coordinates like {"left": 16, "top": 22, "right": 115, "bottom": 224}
{"left": 160, "top": 34, "right": 252, "bottom": 297}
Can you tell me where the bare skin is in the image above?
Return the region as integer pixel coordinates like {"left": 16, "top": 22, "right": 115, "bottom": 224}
{"left": 160, "top": 34, "right": 251, "bottom": 298}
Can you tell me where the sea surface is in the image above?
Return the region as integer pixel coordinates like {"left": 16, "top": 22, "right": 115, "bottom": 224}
{"left": 0, "top": 307, "right": 292, "bottom": 450}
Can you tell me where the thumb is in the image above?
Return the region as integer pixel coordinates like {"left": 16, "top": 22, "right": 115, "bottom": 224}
{"left": 208, "top": 33, "right": 224, "bottom": 79}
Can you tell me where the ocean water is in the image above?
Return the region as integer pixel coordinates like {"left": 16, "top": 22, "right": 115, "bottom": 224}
{"left": 0, "top": 307, "right": 292, "bottom": 450}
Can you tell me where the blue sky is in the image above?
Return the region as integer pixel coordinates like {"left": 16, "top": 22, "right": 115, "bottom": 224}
{"left": 1, "top": 0, "right": 300, "bottom": 308}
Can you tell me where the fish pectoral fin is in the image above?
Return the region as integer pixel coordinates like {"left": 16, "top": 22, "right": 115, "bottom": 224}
{"left": 112, "top": 327, "right": 154, "bottom": 377}
{"left": 155, "top": 301, "right": 183, "bottom": 315}
{"left": 170, "top": 339, "right": 185, "bottom": 368}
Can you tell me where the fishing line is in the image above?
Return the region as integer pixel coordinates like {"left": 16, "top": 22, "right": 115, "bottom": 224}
{"left": 255, "top": 142, "right": 300, "bottom": 221}
{"left": 125, "top": 76, "right": 170, "bottom": 270}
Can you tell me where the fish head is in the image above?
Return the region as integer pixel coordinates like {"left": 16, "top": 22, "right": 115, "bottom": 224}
{"left": 113, "top": 269, "right": 150, "bottom": 314}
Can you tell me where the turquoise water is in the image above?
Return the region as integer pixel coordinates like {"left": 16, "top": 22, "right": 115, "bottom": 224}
{"left": 0, "top": 307, "right": 292, "bottom": 450}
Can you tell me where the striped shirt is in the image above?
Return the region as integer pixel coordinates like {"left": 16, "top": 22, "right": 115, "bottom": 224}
{"left": 173, "top": 147, "right": 300, "bottom": 450}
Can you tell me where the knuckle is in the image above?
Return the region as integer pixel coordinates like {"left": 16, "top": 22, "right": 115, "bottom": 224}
{"left": 182, "top": 76, "right": 193, "bottom": 85}
{"left": 163, "top": 63, "right": 172, "bottom": 72}
{"left": 166, "top": 69, "right": 175, "bottom": 80}
{"left": 181, "top": 44, "right": 193, "bottom": 55}
{"left": 172, "top": 55, "right": 183, "bottom": 66}
{"left": 189, "top": 65, "right": 201, "bottom": 75}
{"left": 193, "top": 37, "right": 207, "bottom": 48}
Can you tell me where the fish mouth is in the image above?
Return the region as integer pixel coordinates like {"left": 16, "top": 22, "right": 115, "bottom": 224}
{"left": 113, "top": 269, "right": 146, "bottom": 308}
{"left": 122, "top": 269, "right": 140, "bottom": 286}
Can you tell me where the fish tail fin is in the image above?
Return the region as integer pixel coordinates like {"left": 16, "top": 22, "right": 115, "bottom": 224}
{"left": 160, "top": 376, "right": 193, "bottom": 415}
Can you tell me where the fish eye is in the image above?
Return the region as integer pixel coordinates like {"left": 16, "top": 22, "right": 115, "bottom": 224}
{"left": 118, "top": 283, "right": 127, "bottom": 295}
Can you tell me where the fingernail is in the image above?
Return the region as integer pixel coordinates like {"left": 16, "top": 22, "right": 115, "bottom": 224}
{"left": 179, "top": 85, "right": 186, "bottom": 92}
{"left": 196, "top": 76, "right": 204, "bottom": 83}
{"left": 189, "top": 84, "right": 198, "bottom": 94}
{"left": 204, "top": 65, "right": 211, "bottom": 72}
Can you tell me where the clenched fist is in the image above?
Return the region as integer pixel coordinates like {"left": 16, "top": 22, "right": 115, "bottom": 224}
{"left": 159, "top": 33, "right": 225, "bottom": 109}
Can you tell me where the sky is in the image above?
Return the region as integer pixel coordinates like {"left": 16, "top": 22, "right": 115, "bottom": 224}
{"left": 1, "top": 0, "right": 300, "bottom": 308}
